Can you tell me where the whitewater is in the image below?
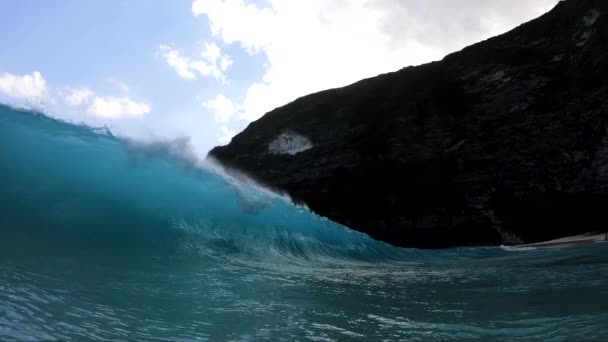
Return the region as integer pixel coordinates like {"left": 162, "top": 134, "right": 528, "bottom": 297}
{"left": 1, "top": 105, "right": 607, "bottom": 341}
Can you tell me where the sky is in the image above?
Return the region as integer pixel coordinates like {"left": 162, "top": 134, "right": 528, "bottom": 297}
{"left": 0, "top": 0, "right": 559, "bottom": 156}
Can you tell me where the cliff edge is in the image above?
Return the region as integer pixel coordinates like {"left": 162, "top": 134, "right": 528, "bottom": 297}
{"left": 209, "top": 0, "right": 608, "bottom": 248}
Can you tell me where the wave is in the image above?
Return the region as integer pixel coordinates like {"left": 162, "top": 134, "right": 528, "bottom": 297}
{"left": 0, "top": 105, "right": 410, "bottom": 262}
{"left": 4, "top": 105, "right": 608, "bottom": 342}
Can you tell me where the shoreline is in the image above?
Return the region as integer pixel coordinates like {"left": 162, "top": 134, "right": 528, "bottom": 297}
{"left": 518, "top": 232, "right": 608, "bottom": 248}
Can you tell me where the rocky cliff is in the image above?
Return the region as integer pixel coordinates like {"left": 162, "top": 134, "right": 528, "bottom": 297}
{"left": 209, "top": 0, "right": 608, "bottom": 248}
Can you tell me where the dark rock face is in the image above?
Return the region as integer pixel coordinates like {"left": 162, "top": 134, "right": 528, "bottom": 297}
{"left": 209, "top": 0, "right": 608, "bottom": 248}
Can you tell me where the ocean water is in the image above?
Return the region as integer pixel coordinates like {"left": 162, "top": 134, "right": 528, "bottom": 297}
{"left": 1, "top": 105, "right": 607, "bottom": 341}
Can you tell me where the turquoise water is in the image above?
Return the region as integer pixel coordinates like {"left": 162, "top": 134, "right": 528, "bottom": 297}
{"left": 1, "top": 105, "right": 607, "bottom": 341}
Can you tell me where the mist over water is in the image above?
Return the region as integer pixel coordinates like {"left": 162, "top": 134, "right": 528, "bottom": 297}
{"left": 1, "top": 105, "right": 607, "bottom": 341}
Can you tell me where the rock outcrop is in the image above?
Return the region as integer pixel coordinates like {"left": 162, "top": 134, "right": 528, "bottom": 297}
{"left": 209, "top": 0, "right": 608, "bottom": 248}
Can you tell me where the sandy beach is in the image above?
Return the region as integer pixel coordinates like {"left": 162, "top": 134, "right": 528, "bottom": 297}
{"left": 519, "top": 232, "right": 608, "bottom": 248}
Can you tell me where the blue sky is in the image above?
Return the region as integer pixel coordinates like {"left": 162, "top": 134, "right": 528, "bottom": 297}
{"left": 0, "top": 0, "right": 557, "bottom": 156}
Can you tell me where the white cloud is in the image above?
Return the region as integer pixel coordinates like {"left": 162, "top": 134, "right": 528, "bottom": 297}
{"left": 203, "top": 94, "right": 240, "bottom": 123}
{"left": 87, "top": 96, "right": 151, "bottom": 119}
{"left": 108, "top": 79, "right": 131, "bottom": 93}
{"left": 0, "top": 71, "right": 47, "bottom": 102}
{"left": 160, "top": 45, "right": 197, "bottom": 80}
{"left": 65, "top": 87, "right": 94, "bottom": 106}
{"left": 370, "top": 0, "right": 559, "bottom": 51}
{"left": 62, "top": 85, "right": 150, "bottom": 119}
{"left": 160, "top": 43, "right": 232, "bottom": 83}
{"left": 0, "top": 71, "right": 150, "bottom": 120}
{"left": 218, "top": 125, "right": 236, "bottom": 144}
{"left": 192, "top": 0, "right": 559, "bottom": 122}
{"left": 192, "top": 0, "right": 276, "bottom": 53}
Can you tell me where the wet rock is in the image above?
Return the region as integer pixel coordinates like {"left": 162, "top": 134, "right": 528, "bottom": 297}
{"left": 209, "top": 0, "right": 608, "bottom": 248}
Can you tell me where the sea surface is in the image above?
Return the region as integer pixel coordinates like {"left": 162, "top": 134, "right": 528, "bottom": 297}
{"left": 1, "top": 105, "right": 607, "bottom": 341}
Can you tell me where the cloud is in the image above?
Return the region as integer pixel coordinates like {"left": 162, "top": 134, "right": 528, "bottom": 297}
{"left": 202, "top": 94, "right": 242, "bottom": 144}
{"left": 87, "top": 96, "right": 151, "bottom": 119}
{"left": 65, "top": 87, "right": 94, "bottom": 106}
{"left": 160, "top": 43, "right": 232, "bottom": 83}
{"left": 0, "top": 71, "right": 47, "bottom": 102}
{"left": 108, "top": 79, "right": 131, "bottom": 93}
{"left": 192, "top": 0, "right": 559, "bottom": 122}
{"left": 192, "top": 0, "right": 276, "bottom": 53}
{"left": 203, "top": 94, "right": 240, "bottom": 123}
{"left": 0, "top": 71, "right": 150, "bottom": 121}
{"left": 63, "top": 86, "right": 150, "bottom": 119}
{"left": 369, "top": 0, "right": 559, "bottom": 52}
{"left": 160, "top": 45, "right": 197, "bottom": 80}
{"left": 218, "top": 125, "right": 236, "bottom": 144}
